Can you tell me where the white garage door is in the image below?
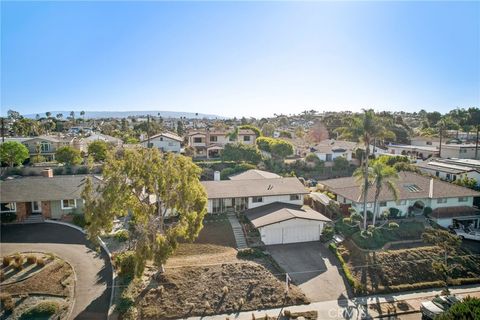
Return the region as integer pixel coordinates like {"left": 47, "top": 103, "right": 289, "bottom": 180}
{"left": 261, "top": 221, "right": 322, "bottom": 245}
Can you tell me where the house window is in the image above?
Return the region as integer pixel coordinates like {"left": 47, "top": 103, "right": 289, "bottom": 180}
{"left": 61, "top": 199, "right": 77, "bottom": 209}
{"left": 426, "top": 141, "right": 432, "bottom": 145}
{"left": 193, "top": 137, "right": 202, "bottom": 143}
{"left": 159, "top": 137, "right": 163, "bottom": 141}
{"left": 40, "top": 141, "right": 50, "bottom": 152}
{"left": 435, "top": 171, "right": 439, "bottom": 177}
{"left": 458, "top": 197, "right": 468, "bottom": 202}
{"left": 243, "top": 135, "right": 251, "bottom": 142}
{"left": 290, "top": 194, "right": 300, "bottom": 201}
{"left": 210, "top": 136, "right": 218, "bottom": 142}
{"left": 446, "top": 173, "right": 451, "bottom": 180}
{"left": 147, "top": 142, "right": 154, "bottom": 148}
{"left": 437, "top": 198, "right": 447, "bottom": 204}
{"left": 32, "top": 201, "right": 41, "bottom": 212}
{"left": 252, "top": 196, "right": 263, "bottom": 203}
{"left": 0, "top": 202, "right": 16, "bottom": 212}
{"left": 168, "top": 142, "right": 174, "bottom": 146}
{"left": 379, "top": 201, "right": 387, "bottom": 207}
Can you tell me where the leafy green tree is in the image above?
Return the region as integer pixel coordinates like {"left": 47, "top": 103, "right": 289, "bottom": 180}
{"left": 256, "top": 136, "right": 273, "bottom": 152}
{"left": 435, "top": 296, "right": 480, "bottom": 320}
{"left": 271, "top": 139, "right": 293, "bottom": 158}
{"left": 333, "top": 156, "right": 349, "bottom": 172}
{"left": 261, "top": 123, "right": 275, "bottom": 137}
{"left": 0, "top": 141, "right": 29, "bottom": 167}
{"left": 82, "top": 148, "right": 207, "bottom": 276}
{"left": 87, "top": 140, "right": 109, "bottom": 162}
{"left": 453, "top": 176, "right": 478, "bottom": 190}
{"left": 222, "top": 143, "right": 261, "bottom": 164}
{"left": 239, "top": 125, "right": 262, "bottom": 137}
{"left": 335, "top": 110, "right": 395, "bottom": 230}
{"left": 55, "top": 146, "right": 82, "bottom": 166}
{"left": 176, "top": 121, "right": 185, "bottom": 136}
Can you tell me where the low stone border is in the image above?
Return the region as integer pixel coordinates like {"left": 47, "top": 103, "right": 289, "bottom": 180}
{"left": 44, "top": 220, "right": 116, "bottom": 320}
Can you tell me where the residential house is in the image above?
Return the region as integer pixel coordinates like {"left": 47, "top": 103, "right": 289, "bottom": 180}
{"left": 319, "top": 171, "right": 480, "bottom": 229}
{"left": 0, "top": 169, "right": 100, "bottom": 222}
{"left": 440, "top": 144, "right": 480, "bottom": 160}
{"left": 410, "top": 136, "right": 440, "bottom": 147}
{"left": 311, "top": 140, "right": 357, "bottom": 162}
{"left": 187, "top": 128, "right": 257, "bottom": 158}
{"left": 415, "top": 158, "right": 480, "bottom": 185}
{"left": 387, "top": 144, "right": 439, "bottom": 160}
{"left": 19, "top": 135, "right": 85, "bottom": 161}
{"left": 140, "top": 132, "right": 183, "bottom": 153}
{"left": 229, "top": 169, "right": 281, "bottom": 180}
{"left": 84, "top": 133, "right": 123, "bottom": 147}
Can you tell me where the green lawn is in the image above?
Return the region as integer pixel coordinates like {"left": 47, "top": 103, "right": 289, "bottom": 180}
{"left": 350, "top": 221, "right": 425, "bottom": 250}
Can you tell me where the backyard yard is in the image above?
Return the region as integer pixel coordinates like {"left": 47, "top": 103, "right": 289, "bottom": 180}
{"left": 115, "top": 215, "right": 309, "bottom": 320}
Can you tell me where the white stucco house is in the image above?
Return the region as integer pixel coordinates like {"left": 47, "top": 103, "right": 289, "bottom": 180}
{"left": 312, "top": 140, "right": 357, "bottom": 162}
{"left": 415, "top": 158, "right": 480, "bottom": 185}
{"left": 319, "top": 171, "right": 480, "bottom": 229}
{"left": 140, "top": 132, "right": 183, "bottom": 153}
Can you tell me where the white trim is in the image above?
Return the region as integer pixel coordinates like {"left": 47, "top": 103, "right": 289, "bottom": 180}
{"left": 61, "top": 199, "right": 77, "bottom": 210}
{"left": 0, "top": 202, "right": 17, "bottom": 213}
{"left": 31, "top": 201, "right": 42, "bottom": 213}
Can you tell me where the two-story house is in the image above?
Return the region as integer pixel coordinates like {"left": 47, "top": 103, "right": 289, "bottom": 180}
{"left": 187, "top": 128, "right": 257, "bottom": 158}
{"left": 140, "top": 132, "right": 183, "bottom": 153}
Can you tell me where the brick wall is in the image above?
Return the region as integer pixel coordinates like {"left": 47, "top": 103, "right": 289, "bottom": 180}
{"left": 16, "top": 202, "right": 27, "bottom": 221}
{"left": 41, "top": 201, "right": 52, "bottom": 219}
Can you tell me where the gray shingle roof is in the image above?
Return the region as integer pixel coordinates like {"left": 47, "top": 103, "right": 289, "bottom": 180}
{"left": 245, "top": 202, "right": 331, "bottom": 228}
{"left": 229, "top": 170, "right": 281, "bottom": 180}
{"left": 0, "top": 175, "right": 101, "bottom": 202}
{"left": 319, "top": 171, "right": 480, "bottom": 203}
{"left": 201, "top": 177, "right": 308, "bottom": 199}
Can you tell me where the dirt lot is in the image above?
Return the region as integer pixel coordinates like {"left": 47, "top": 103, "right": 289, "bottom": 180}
{"left": 339, "top": 242, "right": 480, "bottom": 294}
{"left": 119, "top": 217, "right": 309, "bottom": 319}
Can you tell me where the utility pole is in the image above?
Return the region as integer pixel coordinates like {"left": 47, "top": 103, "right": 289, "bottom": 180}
{"left": 147, "top": 114, "right": 151, "bottom": 148}
{"left": 439, "top": 126, "right": 443, "bottom": 158}
{"left": 475, "top": 125, "right": 479, "bottom": 160}
{"left": 1, "top": 118, "right": 4, "bottom": 142}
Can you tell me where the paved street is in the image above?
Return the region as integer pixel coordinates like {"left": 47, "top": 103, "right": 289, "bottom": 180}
{"left": 267, "top": 242, "right": 351, "bottom": 302}
{"left": 1, "top": 223, "right": 112, "bottom": 320}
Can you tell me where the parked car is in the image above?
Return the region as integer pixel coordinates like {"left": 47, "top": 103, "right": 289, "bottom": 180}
{"left": 420, "top": 295, "right": 462, "bottom": 319}
{"left": 454, "top": 229, "right": 480, "bottom": 241}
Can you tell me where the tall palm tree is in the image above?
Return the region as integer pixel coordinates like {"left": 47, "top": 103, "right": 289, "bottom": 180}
{"left": 336, "top": 109, "right": 395, "bottom": 230}
{"left": 369, "top": 162, "right": 399, "bottom": 226}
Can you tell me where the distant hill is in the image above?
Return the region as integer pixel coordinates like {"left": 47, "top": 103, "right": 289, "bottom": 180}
{"left": 24, "top": 110, "right": 225, "bottom": 119}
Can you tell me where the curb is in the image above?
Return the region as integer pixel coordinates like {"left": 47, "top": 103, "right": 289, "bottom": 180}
{"left": 44, "top": 220, "right": 117, "bottom": 320}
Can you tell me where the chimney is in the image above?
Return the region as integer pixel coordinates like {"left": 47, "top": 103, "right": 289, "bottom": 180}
{"left": 42, "top": 168, "right": 53, "bottom": 178}
{"left": 428, "top": 178, "right": 433, "bottom": 198}
{"left": 214, "top": 171, "right": 221, "bottom": 181}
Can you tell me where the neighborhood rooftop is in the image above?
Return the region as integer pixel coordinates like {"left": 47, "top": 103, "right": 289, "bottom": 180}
{"left": 201, "top": 177, "right": 308, "bottom": 199}
{"left": 245, "top": 202, "right": 331, "bottom": 228}
{"left": 319, "top": 171, "right": 480, "bottom": 203}
{"left": 0, "top": 175, "right": 101, "bottom": 202}
{"left": 229, "top": 169, "right": 281, "bottom": 180}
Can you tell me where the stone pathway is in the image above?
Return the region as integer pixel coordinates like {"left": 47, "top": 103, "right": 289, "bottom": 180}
{"left": 227, "top": 213, "right": 248, "bottom": 249}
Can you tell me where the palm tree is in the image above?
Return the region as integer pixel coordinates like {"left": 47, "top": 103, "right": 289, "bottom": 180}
{"left": 336, "top": 109, "right": 395, "bottom": 230}
{"left": 369, "top": 162, "right": 399, "bottom": 226}
{"left": 46, "top": 112, "right": 52, "bottom": 118}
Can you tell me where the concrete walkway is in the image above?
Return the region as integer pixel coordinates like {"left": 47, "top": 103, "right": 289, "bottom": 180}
{"left": 227, "top": 213, "right": 248, "bottom": 249}
{"left": 184, "top": 285, "right": 480, "bottom": 320}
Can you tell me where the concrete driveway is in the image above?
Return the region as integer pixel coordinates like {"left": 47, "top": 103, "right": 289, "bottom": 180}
{"left": 267, "top": 242, "right": 351, "bottom": 302}
{"left": 1, "top": 223, "right": 112, "bottom": 320}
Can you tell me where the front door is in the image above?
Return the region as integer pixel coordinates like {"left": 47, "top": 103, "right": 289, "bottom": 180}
{"left": 31, "top": 201, "right": 42, "bottom": 214}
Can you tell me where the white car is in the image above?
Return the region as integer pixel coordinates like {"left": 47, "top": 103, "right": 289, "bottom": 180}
{"left": 454, "top": 229, "right": 480, "bottom": 241}
{"left": 420, "top": 295, "right": 462, "bottom": 319}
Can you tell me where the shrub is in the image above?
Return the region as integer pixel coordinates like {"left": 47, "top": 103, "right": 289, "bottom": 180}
{"left": 423, "top": 206, "right": 433, "bottom": 217}
{"left": 389, "top": 207, "right": 401, "bottom": 219}
{"left": 53, "top": 167, "right": 64, "bottom": 175}
{"left": 388, "top": 222, "right": 399, "bottom": 229}
{"left": 0, "top": 270, "right": 4, "bottom": 281}
{"left": 328, "top": 243, "right": 364, "bottom": 293}
{"left": 114, "top": 229, "right": 130, "bottom": 242}
{"left": 0, "top": 293, "right": 14, "bottom": 312}
{"left": 13, "top": 261, "right": 23, "bottom": 271}
{"left": 36, "top": 257, "right": 45, "bottom": 267}
{"left": 76, "top": 166, "right": 89, "bottom": 174}
{"left": 2, "top": 256, "right": 12, "bottom": 267}
{"left": 13, "top": 254, "right": 23, "bottom": 265}
{"left": 20, "top": 301, "right": 59, "bottom": 319}
{"left": 0, "top": 211, "right": 17, "bottom": 223}
{"left": 320, "top": 225, "right": 334, "bottom": 242}
{"left": 115, "top": 251, "right": 137, "bottom": 279}
{"left": 26, "top": 255, "right": 37, "bottom": 264}
{"left": 72, "top": 214, "right": 86, "bottom": 228}
{"left": 237, "top": 248, "right": 265, "bottom": 259}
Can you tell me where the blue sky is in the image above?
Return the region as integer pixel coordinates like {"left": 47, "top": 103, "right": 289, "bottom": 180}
{"left": 1, "top": 1, "right": 479, "bottom": 118}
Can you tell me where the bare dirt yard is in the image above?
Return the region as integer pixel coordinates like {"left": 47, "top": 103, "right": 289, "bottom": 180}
{"left": 0, "top": 252, "right": 73, "bottom": 320}
{"left": 339, "top": 241, "right": 480, "bottom": 294}
{"left": 116, "top": 216, "right": 309, "bottom": 320}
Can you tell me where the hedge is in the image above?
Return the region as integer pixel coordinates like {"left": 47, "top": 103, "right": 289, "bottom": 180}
{"left": 328, "top": 243, "right": 364, "bottom": 294}
{"left": 20, "top": 301, "right": 60, "bottom": 319}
